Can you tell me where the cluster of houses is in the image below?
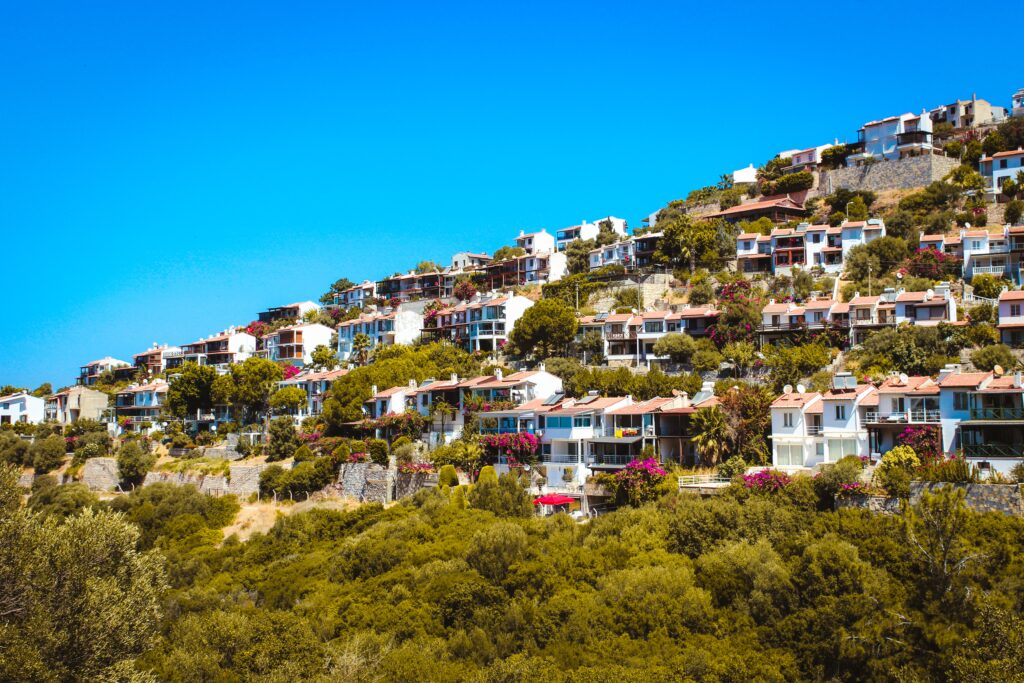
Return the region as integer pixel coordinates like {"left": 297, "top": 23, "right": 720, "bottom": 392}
{"left": 736, "top": 218, "right": 886, "bottom": 276}
{"left": 770, "top": 366, "right": 1024, "bottom": 477}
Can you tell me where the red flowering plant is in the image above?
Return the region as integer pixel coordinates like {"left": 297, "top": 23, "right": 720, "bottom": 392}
{"left": 897, "top": 424, "right": 943, "bottom": 463}
{"left": 368, "top": 410, "right": 429, "bottom": 440}
{"left": 282, "top": 364, "right": 302, "bottom": 380}
{"left": 245, "top": 320, "right": 269, "bottom": 337}
{"left": 398, "top": 462, "right": 434, "bottom": 474}
{"left": 902, "top": 248, "right": 961, "bottom": 280}
{"left": 479, "top": 431, "right": 539, "bottom": 457}
{"left": 741, "top": 469, "right": 791, "bottom": 492}
{"left": 298, "top": 431, "right": 321, "bottom": 443}
{"left": 613, "top": 458, "right": 668, "bottom": 506}
{"left": 462, "top": 396, "right": 518, "bottom": 415}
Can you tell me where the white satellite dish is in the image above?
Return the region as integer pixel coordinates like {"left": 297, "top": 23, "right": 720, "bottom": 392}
{"left": 994, "top": 365, "right": 1005, "bottom": 377}
{"left": 899, "top": 373, "right": 909, "bottom": 385}
{"left": 896, "top": 272, "right": 903, "bottom": 280}
{"left": 796, "top": 384, "right": 806, "bottom": 394}
{"left": 783, "top": 384, "right": 793, "bottom": 394}
{"left": 965, "top": 222, "right": 971, "bottom": 230}
{"left": 522, "top": 463, "right": 531, "bottom": 472}
{"left": 926, "top": 288, "right": 934, "bottom": 300}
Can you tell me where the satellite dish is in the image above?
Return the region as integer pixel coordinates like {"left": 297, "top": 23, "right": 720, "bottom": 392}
{"left": 899, "top": 373, "right": 909, "bottom": 385}
{"left": 896, "top": 272, "right": 903, "bottom": 280}
{"left": 926, "top": 288, "right": 934, "bottom": 300}
{"left": 965, "top": 222, "right": 971, "bottom": 230}
{"left": 783, "top": 384, "right": 794, "bottom": 394}
{"left": 796, "top": 384, "right": 806, "bottom": 394}
{"left": 994, "top": 365, "right": 1005, "bottom": 376}
{"left": 522, "top": 463, "right": 531, "bottom": 472}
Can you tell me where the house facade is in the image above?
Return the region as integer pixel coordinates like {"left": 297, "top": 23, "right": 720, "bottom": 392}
{"left": 114, "top": 380, "right": 169, "bottom": 433}
{"left": 997, "top": 289, "right": 1024, "bottom": 346}
{"left": 846, "top": 111, "right": 934, "bottom": 165}
{"left": 167, "top": 329, "right": 256, "bottom": 371}
{"left": 422, "top": 293, "right": 533, "bottom": 353}
{"left": 979, "top": 149, "right": 1024, "bottom": 199}
{"left": 0, "top": 392, "right": 45, "bottom": 425}
{"left": 45, "top": 386, "right": 109, "bottom": 424}
{"left": 78, "top": 357, "right": 131, "bottom": 386}
{"left": 737, "top": 219, "right": 885, "bottom": 276}
{"left": 930, "top": 96, "right": 1007, "bottom": 129}
{"left": 514, "top": 229, "right": 556, "bottom": 255}
{"left": 555, "top": 217, "right": 627, "bottom": 252}
{"left": 278, "top": 368, "right": 348, "bottom": 423}
{"left": 331, "top": 280, "right": 378, "bottom": 308}
{"left": 336, "top": 306, "right": 424, "bottom": 362}
{"left": 258, "top": 301, "right": 320, "bottom": 324}
{"left": 133, "top": 344, "right": 180, "bottom": 376}
{"left": 258, "top": 323, "right": 334, "bottom": 366}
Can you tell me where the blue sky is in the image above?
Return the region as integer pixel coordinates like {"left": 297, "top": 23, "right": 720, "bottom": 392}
{"left": 1, "top": 1, "right": 1021, "bottom": 388}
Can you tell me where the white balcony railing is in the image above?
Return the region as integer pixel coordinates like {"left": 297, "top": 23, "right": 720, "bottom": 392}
{"left": 865, "top": 410, "right": 941, "bottom": 423}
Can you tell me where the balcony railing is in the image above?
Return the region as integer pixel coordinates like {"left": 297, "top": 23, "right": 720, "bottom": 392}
{"left": 588, "top": 454, "right": 637, "bottom": 466}
{"left": 479, "top": 426, "right": 537, "bottom": 435}
{"left": 971, "top": 265, "right": 1009, "bottom": 275}
{"left": 865, "top": 410, "right": 941, "bottom": 423}
{"left": 605, "top": 332, "right": 637, "bottom": 340}
{"left": 969, "top": 407, "right": 1024, "bottom": 420}
{"left": 961, "top": 443, "right": 1024, "bottom": 458}
{"left": 852, "top": 317, "right": 896, "bottom": 327}
{"left": 806, "top": 425, "right": 823, "bottom": 435}
{"left": 538, "top": 454, "right": 583, "bottom": 464}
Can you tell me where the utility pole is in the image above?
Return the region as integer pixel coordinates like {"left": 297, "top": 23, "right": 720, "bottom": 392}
{"left": 868, "top": 263, "right": 872, "bottom": 297}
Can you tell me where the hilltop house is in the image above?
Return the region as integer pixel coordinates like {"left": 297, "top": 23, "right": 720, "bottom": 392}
{"left": 258, "top": 322, "right": 334, "bottom": 366}
{"left": 45, "top": 386, "right": 109, "bottom": 424}
{"left": 997, "top": 289, "right": 1024, "bottom": 346}
{"left": 133, "top": 344, "right": 181, "bottom": 376}
{"left": 114, "top": 379, "right": 169, "bottom": 433}
{"left": 421, "top": 293, "right": 533, "bottom": 353}
{"left": 554, "top": 217, "right": 627, "bottom": 252}
{"left": 277, "top": 367, "right": 348, "bottom": 423}
{"left": 78, "top": 357, "right": 132, "bottom": 386}
{"left": 846, "top": 111, "right": 934, "bottom": 165}
{"left": 331, "top": 280, "right": 378, "bottom": 308}
{"left": 979, "top": 149, "right": 1024, "bottom": 200}
{"left": 930, "top": 95, "right": 1007, "bottom": 129}
{"left": 0, "top": 391, "right": 45, "bottom": 425}
{"left": 166, "top": 328, "right": 256, "bottom": 371}
{"left": 258, "top": 301, "right": 320, "bottom": 324}
{"left": 514, "top": 229, "right": 556, "bottom": 255}
{"left": 336, "top": 305, "right": 424, "bottom": 362}
{"left": 737, "top": 219, "right": 885, "bottom": 276}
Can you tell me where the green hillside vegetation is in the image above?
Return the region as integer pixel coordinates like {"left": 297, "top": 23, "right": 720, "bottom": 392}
{"left": 8, "top": 464, "right": 1024, "bottom": 682}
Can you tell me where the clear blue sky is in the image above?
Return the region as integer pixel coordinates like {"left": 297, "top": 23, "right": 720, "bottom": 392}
{"left": 1, "top": 1, "right": 1021, "bottom": 389}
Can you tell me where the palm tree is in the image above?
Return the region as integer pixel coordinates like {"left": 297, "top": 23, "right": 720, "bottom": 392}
{"left": 431, "top": 399, "right": 456, "bottom": 446}
{"left": 691, "top": 407, "right": 729, "bottom": 467}
{"left": 351, "top": 333, "right": 372, "bottom": 366}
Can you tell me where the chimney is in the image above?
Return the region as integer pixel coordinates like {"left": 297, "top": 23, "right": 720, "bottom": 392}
{"left": 495, "top": 368, "right": 503, "bottom": 382}
{"left": 1016, "top": 371, "right": 1023, "bottom": 389}
{"left": 371, "top": 384, "right": 378, "bottom": 397}
{"left": 537, "top": 361, "right": 546, "bottom": 373}
{"left": 937, "top": 364, "right": 961, "bottom": 383}
{"left": 451, "top": 373, "right": 458, "bottom": 384}
{"left": 408, "top": 379, "right": 417, "bottom": 389}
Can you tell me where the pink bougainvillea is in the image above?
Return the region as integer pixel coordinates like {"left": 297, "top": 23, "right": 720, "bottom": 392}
{"left": 282, "top": 365, "right": 302, "bottom": 380}
{"left": 614, "top": 458, "right": 668, "bottom": 506}
{"left": 479, "top": 431, "right": 539, "bottom": 456}
{"left": 398, "top": 462, "right": 434, "bottom": 474}
{"left": 741, "top": 469, "right": 791, "bottom": 492}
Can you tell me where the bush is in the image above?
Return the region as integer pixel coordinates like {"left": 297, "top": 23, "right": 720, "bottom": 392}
{"left": 1011, "top": 461, "right": 1024, "bottom": 483}
{"left": 875, "top": 466, "right": 911, "bottom": 498}
{"left": 391, "top": 435, "right": 411, "bottom": 451}
{"left": 117, "top": 441, "right": 155, "bottom": 486}
{"left": 1005, "top": 199, "right": 1024, "bottom": 225}
{"left": 331, "top": 441, "right": 351, "bottom": 463}
{"left": 813, "top": 455, "right": 864, "bottom": 502}
{"left": 393, "top": 443, "right": 416, "bottom": 466}
{"left": 972, "top": 274, "right": 1007, "bottom": 300}
{"left": 970, "top": 344, "right": 1016, "bottom": 372}
{"left": 72, "top": 442, "right": 103, "bottom": 465}
{"left": 368, "top": 439, "right": 389, "bottom": 466}
{"left": 267, "top": 416, "right": 298, "bottom": 463}
{"left": 292, "top": 445, "right": 315, "bottom": 462}
{"left": 879, "top": 445, "right": 920, "bottom": 472}
{"left": 0, "top": 432, "right": 31, "bottom": 467}
{"left": 919, "top": 457, "right": 978, "bottom": 483}
{"left": 438, "top": 464, "right": 459, "bottom": 488}
{"left": 31, "top": 435, "right": 68, "bottom": 474}
{"left": 718, "top": 455, "right": 748, "bottom": 479}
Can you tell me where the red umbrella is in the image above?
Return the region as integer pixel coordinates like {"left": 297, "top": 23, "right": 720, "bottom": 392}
{"left": 533, "top": 494, "right": 575, "bottom": 506}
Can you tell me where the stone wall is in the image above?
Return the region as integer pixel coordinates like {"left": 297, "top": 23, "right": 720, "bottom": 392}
{"left": 227, "top": 464, "right": 269, "bottom": 498}
{"left": 910, "top": 482, "right": 1023, "bottom": 515}
{"left": 588, "top": 274, "right": 672, "bottom": 312}
{"left": 822, "top": 154, "right": 959, "bottom": 194}
{"left": 336, "top": 463, "right": 392, "bottom": 503}
{"left": 395, "top": 471, "right": 439, "bottom": 499}
{"left": 835, "top": 495, "right": 902, "bottom": 514}
{"left": 143, "top": 470, "right": 229, "bottom": 496}
{"left": 82, "top": 457, "right": 121, "bottom": 491}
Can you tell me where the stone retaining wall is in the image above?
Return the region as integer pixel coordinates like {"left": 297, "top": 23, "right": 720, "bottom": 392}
{"left": 835, "top": 495, "right": 902, "bottom": 514}
{"left": 395, "top": 471, "right": 440, "bottom": 499}
{"left": 143, "top": 470, "right": 229, "bottom": 496}
{"left": 910, "top": 482, "right": 1023, "bottom": 515}
{"left": 82, "top": 457, "right": 121, "bottom": 491}
{"left": 823, "top": 154, "right": 959, "bottom": 194}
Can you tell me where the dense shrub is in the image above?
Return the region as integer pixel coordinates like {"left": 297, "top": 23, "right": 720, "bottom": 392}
{"left": 31, "top": 434, "right": 68, "bottom": 474}
{"left": 368, "top": 439, "right": 389, "bottom": 466}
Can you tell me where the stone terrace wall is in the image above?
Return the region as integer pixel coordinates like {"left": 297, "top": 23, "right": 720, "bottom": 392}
{"left": 395, "top": 471, "right": 440, "bottom": 499}
{"left": 823, "top": 154, "right": 959, "bottom": 194}
{"left": 835, "top": 495, "right": 902, "bottom": 514}
{"left": 82, "top": 457, "right": 121, "bottom": 491}
{"left": 910, "top": 482, "right": 1023, "bottom": 515}
{"left": 143, "top": 470, "right": 229, "bottom": 496}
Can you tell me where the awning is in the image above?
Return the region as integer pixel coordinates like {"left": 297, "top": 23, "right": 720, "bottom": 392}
{"left": 589, "top": 436, "right": 643, "bottom": 444}
{"left": 533, "top": 494, "right": 575, "bottom": 506}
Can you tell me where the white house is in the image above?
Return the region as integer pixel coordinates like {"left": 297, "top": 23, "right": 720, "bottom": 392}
{"left": 778, "top": 142, "right": 835, "bottom": 170}
{"left": 0, "top": 391, "right": 45, "bottom": 425}
{"left": 514, "top": 229, "right": 556, "bottom": 255}
{"left": 258, "top": 300, "right": 321, "bottom": 324}
{"left": 732, "top": 164, "right": 758, "bottom": 185}
{"left": 997, "top": 289, "right": 1024, "bottom": 346}
{"left": 979, "top": 149, "right": 1024, "bottom": 199}
{"left": 588, "top": 239, "right": 636, "bottom": 270}
{"left": 259, "top": 323, "right": 334, "bottom": 366}
{"left": 78, "top": 357, "right": 131, "bottom": 386}
{"left": 114, "top": 379, "right": 169, "bottom": 433}
{"left": 133, "top": 344, "right": 181, "bottom": 376}
{"left": 555, "top": 217, "right": 628, "bottom": 252}
{"left": 45, "top": 386, "right": 109, "bottom": 424}
{"left": 847, "top": 111, "right": 933, "bottom": 165}
{"left": 864, "top": 375, "right": 942, "bottom": 456}
{"left": 336, "top": 306, "right": 424, "bottom": 362}
{"left": 771, "top": 373, "right": 876, "bottom": 469}
{"left": 365, "top": 381, "right": 419, "bottom": 420}
{"left": 451, "top": 251, "right": 492, "bottom": 270}
{"left": 535, "top": 394, "right": 634, "bottom": 488}
{"left": 279, "top": 367, "right": 348, "bottom": 422}
{"left": 937, "top": 365, "right": 1024, "bottom": 476}
{"left": 332, "top": 280, "right": 378, "bottom": 308}
{"left": 424, "top": 293, "right": 534, "bottom": 353}
{"left": 168, "top": 328, "right": 257, "bottom": 371}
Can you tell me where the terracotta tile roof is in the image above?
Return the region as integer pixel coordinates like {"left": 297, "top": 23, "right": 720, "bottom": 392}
{"left": 805, "top": 224, "right": 829, "bottom": 232}
{"left": 938, "top": 372, "right": 991, "bottom": 388}
{"left": 607, "top": 397, "right": 676, "bottom": 415}
{"left": 877, "top": 376, "right": 939, "bottom": 394}
{"left": 369, "top": 385, "right": 410, "bottom": 400}
{"left": 821, "top": 384, "right": 875, "bottom": 400}
{"left": 999, "top": 290, "right": 1024, "bottom": 302}
{"left": 842, "top": 221, "right": 867, "bottom": 228}
{"left": 763, "top": 303, "right": 793, "bottom": 314}
{"left": 919, "top": 234, "right": 945, "bottom": 242}
{"left": 989, "top": 149, "right": 1024, "bottom": 159}
{"left": 771, "top": 392, "right": 822, "bottom": 408}
{"left": 849, "top": 296, "right": 880, "bottom": 306}
{"left": 805, "top": 401, "right": 824, "bottom": 414}
{"left": 605, "top": 313, "right": 635, "bottom": 323}
{"left": 547, "top": 396, "right": 629, "bottom": 415}
{"left": 289, "top": 368, "right": 348, "bottom": 383}
{"left": 678, "top": 307, "right": 719, "bottom": 318}
{"left": 711, "top": 195, "right": 806, "bottom": 217}
{"left": 859, "top": 392, "right": 879, "bottom": 407}
{"left": 980, "top": 375, "right": 1023, "bottom": 392}
{"left": 830, "top": 303, "right": 850, "bottom": 314}
{"left": 803, "top": 299, "right": 835, "bottom": 310}
{"left": 737, "top": 232, "right": 760, "bottom": 240}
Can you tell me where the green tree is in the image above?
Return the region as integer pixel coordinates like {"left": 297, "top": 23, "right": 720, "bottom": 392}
{"left": 31, "top": 434, "right": 66, "bottom": 474}
{"left": 844, "top": 243, "right": 880, "bottom": 283}
{"left": 509, "top": 299, "right": 579, "bottom": 358}
{"left": 319, "top": 277, "right": 355, "bottom": 305}
{"left": 464, "top": 521, "right": 529, "bottom": 582}
{"left": 971, "top": 273, "right": 1007, "bottom": 300}
{"left": 309, "top": 344, "right": 338, "bottom": 371}
{"left": 492, "top": 245, "right": 526, "bottom": 261}
{"left": 845, "top": 195, "right": 869, "bottom": 221}
{"left": 223, "top": 357, "right": 284, "bottom": 422}
{"left": 31, "top": 383, "right": 52, "bottom": 398}
{"left": 656, "top": 214, "right": 721, "bottom": 271}
{"left": 269, "top": 386, "right": 308, "bottom": 415}
{"left": 0, "top": 491, "right": 166, "bottom": 681}
{"left": 982, "top": 130, "right": 1006, "bottom": 156}
{"left": 351, "top": 333, "right": 372, "bottom": 367}
{"left": 166, "top": 361, "right": 218, "bottom": 419}
{"left": 564, "top": 238, "right": 597, "bottom": 275}
{"left": 722, "top": 341, "right": 756, "bottom": 375}
{"left": 117, "top": 441, "right": 155, "bottom": 486}
{"left": 652, "top": 333, "right": 696, "bottom": 364}
{"left": 267, "top": 416, "right": 299, "bottom": 462}
{"left": 764, "top": 344, "right": 831, "bottom": 392}
{"left": 415, "top": 260, "right": 443, "bottom": 274}
{"left": 1006, "top": 199, "right": 1024, "bottom": 225}
{"left": 970, "top": 344, "right": 1016, "bottom": 372}
{"left": 691, "top": 407, "right": 729, "bottom": 466}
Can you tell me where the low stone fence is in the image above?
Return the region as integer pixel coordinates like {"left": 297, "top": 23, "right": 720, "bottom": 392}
{"left": 822, "top": 154, "right": 959, "bottom": 193}
{"left": 836, "top": 482, "right": 1023, "bottom": 516}
{"left": 395, "top": 471, "right": 440, "bottom": 499}
{"left": 82, "top": 457, "right": 121, "bottom": 492}
{"left": 143, "top": 470, "right": 229, "bottom": 496}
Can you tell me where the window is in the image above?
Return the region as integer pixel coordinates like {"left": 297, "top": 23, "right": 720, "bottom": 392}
{"left": 972, "top": 241, "right": 981, "bottom": 250}
{"left": 835, "top": 405, "right": 847, "bottom": 421}
{"left": 573, "top": 415, "right": 591, "bottom": 428}
{"left": 812, "top": 233, "right": 821, "bottom": 243}
{"left": 775, "top": 444, "right": 802, "bottom": 466}
{"left": 783, "top": 412, "right": 793, "bottom": 428}
{"left": 1012, "top": 304, "right": 1021, "bottom": 317}
{"left": 954, "top": 392, "right": 969, "bottom": 411}
{"left": 566, "top": 442, "right": 578, "bottom": 456}
{"left": 815, "top": 442, "right": 824, "bottom": 458}
{"left": 1000, "top": 159, "right": 1008, "bottom": 169}
{"left": 826, "top": 437, "right": 859, "bottom": 461}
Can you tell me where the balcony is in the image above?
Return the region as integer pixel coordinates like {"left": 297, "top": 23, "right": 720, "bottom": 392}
{"left": 480, "top": 426, "right": 537, "bottom": 435}
{"left": 969, "top": 407, "right": 1024, "bottom": 421}
{"left": 971, "top": 265, "right": 1009, "bottom": 276}
{"left": 865, "top": 410, "right": 941, "bottom": 424}
{"left": 852, "top": 317, "right": 896, "bottom": 327}
{"left": 538, "top": 454, "right": 583, "bottom": 464}
{"left": 806, "top": 425, "right": 823, "bottom": 435}
{"left": 961, "top": 443, "right": 1024, "bottom": 458}
{"left": 589, "top": 454, "right": 638, "bottom": 466}
{"left": 605, "top": 331, "right": 637, "bottom": 340}
{"left": 896, "top": 131, "right": 932, "bottom": 147}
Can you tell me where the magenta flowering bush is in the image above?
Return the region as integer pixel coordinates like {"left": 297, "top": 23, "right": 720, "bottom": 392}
{"left": 480, "top": 431, "right": 539, "bottom": 456}
{"left": 613, "top": 458, "right": 668, "bottom": 506}
{"left": 299, "top": 431, "right": 321, "bottom": 443}
{"left": 282, "top": 365, "right": 302, "bottom": 380}
{"left": 742, "top": 469, "right": 791, "bottom": 492}
{"left": 838, "top": 481, "right": 870, "bottom": 497}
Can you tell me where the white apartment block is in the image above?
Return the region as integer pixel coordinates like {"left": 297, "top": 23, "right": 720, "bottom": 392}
{"left": 167, "top": 328, "right": 257, "bottom": 371}
{"left": 930, "top": 96, "right": 1007, "bottom": 129}
{"left": 332, "top": 280, "right": 378, "bottom": 308}
{"left": 731, "top": 164, "right": 758, "bottom": 185}
{"left": 979, "top": 149, "right": 1024, "bottom": 199}
{"left": 278, "top": 367, "right": 348, "bottom": 422}
{"left": 737, "top": 219, "right": 885, "bottom": 276}
{"left": 577, "top": 307, "right": 719, "bottom": 367}
{"left": 78, "top": 357, "right": 131, "bottom": 386}
{"left": 0, "top": 391, "right": 45, "bottom": 425}
{"left": 258, "top": 322, "right": 334, "bottom": 366}
{"left": 423, "top": 293, "right": 533, "bottom": 353}
{"left": 114, "top": 379, "right": 169, "bottom": 433}
{"left": 588, "top": 239, "right": 636, "bottom": 270}
{"left": 777, "top": 142, "right": 835, "bottom": 170}
{"left": 133, "top": 343, "right": 181, "bottom": 376}
{"left": 554, "top": 217, "right": 627, "bottom": 252}
{"left": 336, "top": 306, "right": 424, "bottom": 362}
{"left": 450, "top": 251, "right": 492, "bottom": 270}
{"left": 258, "top": 300, "right": 320, "bottom": 324}
{"left": 847, "top": 111, "right": 933, "bottom": 165}
{"left": 514, "top": 229, "right": 556, "bottom": 255}
{"left": 771, "top": 374, "right": 876, "bottom": 469}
